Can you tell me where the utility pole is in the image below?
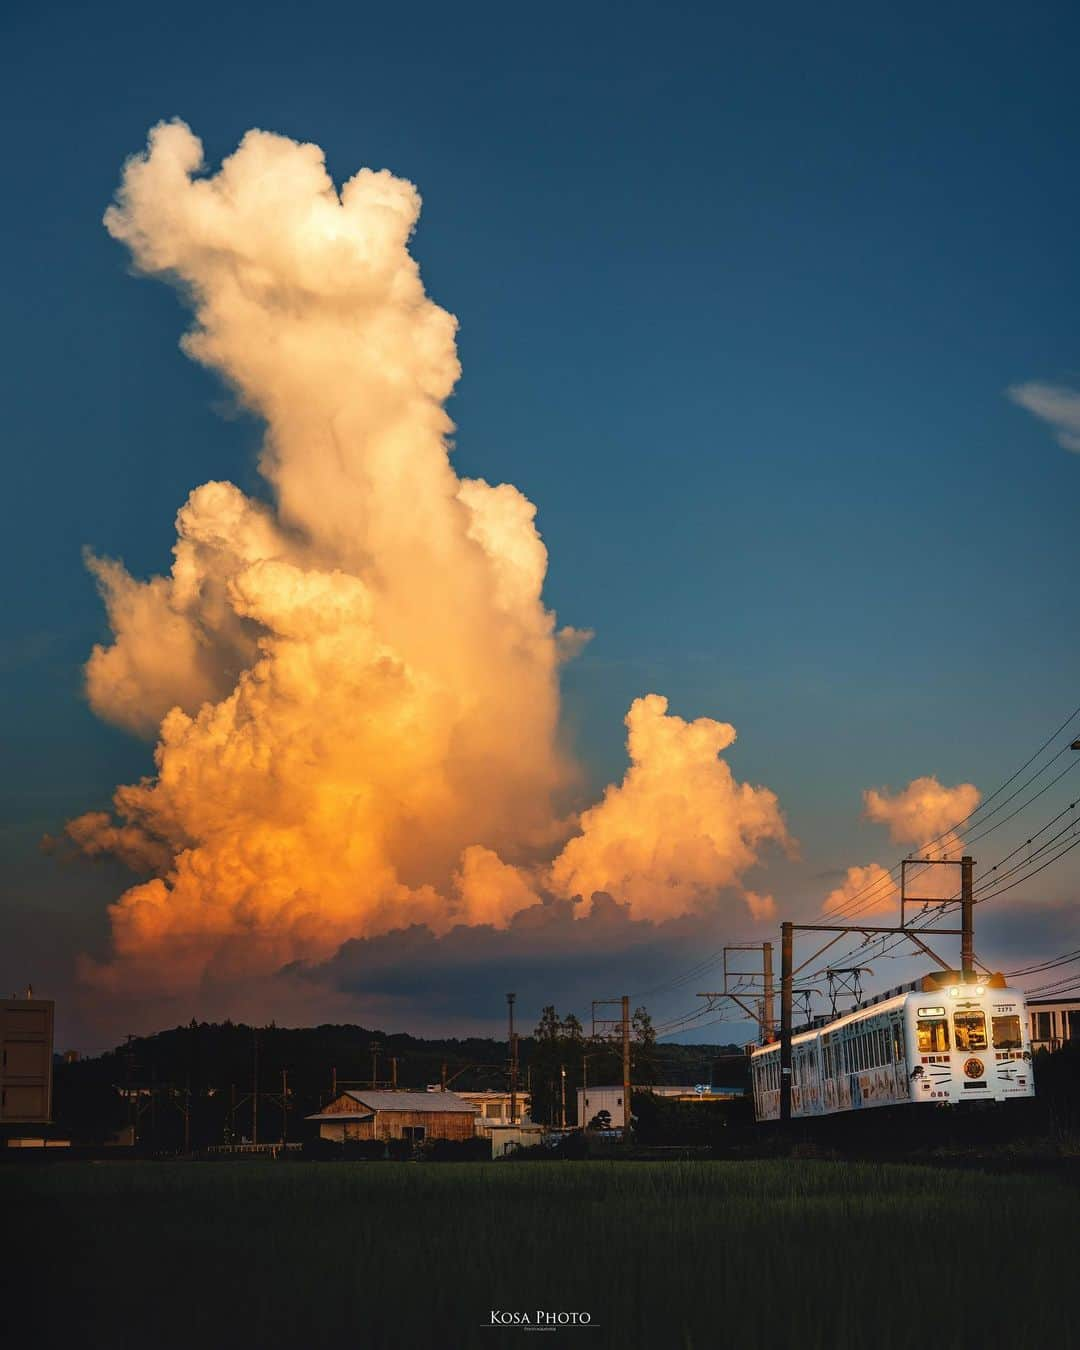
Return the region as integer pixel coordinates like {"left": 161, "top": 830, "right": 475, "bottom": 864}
{"left": 780, "top": 922, "right": 793, "bottom": 1124}
{"left": 252, "top": 1029, "right": 259, "bottom": 1146}
{"left": 507, "top": 993, "right": 518, "bottom": 1125}
{"left": 370, "top": 1040, "right": 380, "bottom": 1089}
{"left": 763, "top": 941, "right": 775, "bottom": 1041}
{"left": 697, "top": 941, "right": 776, "bottom": 1044}
{"left": 621, "top": 994, "right": 631, "bottom": 1141}
{"left": 281, "top": 1069, "right": 288, "bottom": 1145}
{"left": 560, "top": 1064, "right": 567, "bottom": 1130}
{"left": 124, "top": 1034, "right": 136, "bottom": 1144}
{"left": 441, "top": 1061, "right": 447, "bottom": 1092}
{"left": 961, "top": 855, "right": 974, "bottom": 980}
{"left": 183, "top": 1077, "right": 191, "bottom": 1154}
{"left": 390, "top": 1057, "right": 398, "bottom": 1090}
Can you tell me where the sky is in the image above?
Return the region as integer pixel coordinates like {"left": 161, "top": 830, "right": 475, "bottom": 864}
{"left": 2, "top": 0, "right": 1079, "bottom": 1052}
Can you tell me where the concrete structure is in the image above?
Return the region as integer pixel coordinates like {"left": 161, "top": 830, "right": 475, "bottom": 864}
{"left": 486, "top": 1124, "right": 547, "bottom": 1157}
{"left": 439, "top": 1088, "right": 532, "bottom": 1128}
{"left": 1, "top": 995, "right": 53, "bottom": 1128}
{"left": 578, "top": 1083, "right": 740, "bottom": 1130}
{"left": 307, "top": 1089, "right": 478, "bottom": 1143}
{"left": 1028, "top": 998, "right": 1080, "bottom": 1052}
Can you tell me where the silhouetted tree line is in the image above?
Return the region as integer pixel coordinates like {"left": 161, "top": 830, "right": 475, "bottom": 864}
{"left": 1033, "top": 1042, "right": 1080, "bottom": 1133}
{"left": 52, "top": 1017, "right": 740, "bottom": 1148}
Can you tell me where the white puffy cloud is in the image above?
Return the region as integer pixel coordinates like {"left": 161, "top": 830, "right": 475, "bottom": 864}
{"left": 1009, "top": 381, "right": 1080, "bottom": 452}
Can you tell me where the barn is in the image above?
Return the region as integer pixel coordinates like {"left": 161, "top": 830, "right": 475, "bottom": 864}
{"left": 306, "top": 1090, "right": 479, "bottom": 1143}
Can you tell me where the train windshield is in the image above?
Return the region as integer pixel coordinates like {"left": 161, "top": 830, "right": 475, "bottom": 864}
{"left": 954, "top": 1010, "right": 988, "bottom": 1051}
{"left": 916, "top": 1016, "right": 949, "bottom": 1053}
{"left": 992, "top": 1014, "right": 1023, "bottom": 1050}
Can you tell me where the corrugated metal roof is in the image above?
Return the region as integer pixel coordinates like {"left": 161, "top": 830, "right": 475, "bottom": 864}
{"left": 341, "top": 1090, "right": 479, "bottom": 1113}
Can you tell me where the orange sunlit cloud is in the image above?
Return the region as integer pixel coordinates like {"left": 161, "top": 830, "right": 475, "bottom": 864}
{"left": 69, "top": 121, "right": 791, "bottom": 998}
{"left": 822, "top": 775, "right": 981, "bottom": 917}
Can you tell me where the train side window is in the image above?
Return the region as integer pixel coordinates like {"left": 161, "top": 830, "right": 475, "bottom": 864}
{"left": 916, "top": 1017, "right": 949, "bottom": 1053}
{"left": 991, "top": 1015, "right": 1022, "bottom": 1050}
{"left": 954, "top": 1010, "right": 987, "bottom": 1051}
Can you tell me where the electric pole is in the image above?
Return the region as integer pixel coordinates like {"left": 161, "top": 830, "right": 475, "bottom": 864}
{"left": 507, "top": 993, "right": 518, "bottom": 1125}
{"left": 560, "top": 1064, "right": 567, "bottom": 1129}
{"left": 961, "top": 855, "right": 974, "bottom": 980}
{"left": 697, "top": 942, "right": 776, "bottom": 1044}
{"left": 370, "top": 1040, "right": 380, "bottom": 1089}
{"left": 621, "top": 994, "right": 631, "bottom": 1141}
{"left": 780, "top": 921, "right": 793, "bottom": 1124}
{"left": 252, "top": 1029, "right": 259, "bottom": 1146}
{"left": 763, "top": 941, "right": 775, "bottom": 1041}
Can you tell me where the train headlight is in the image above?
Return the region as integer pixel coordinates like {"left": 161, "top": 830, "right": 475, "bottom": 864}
{"left": 949, "top": 987, "right": 959, "bottom": 997}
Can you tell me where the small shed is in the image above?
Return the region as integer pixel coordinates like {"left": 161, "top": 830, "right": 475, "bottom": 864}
{"left": 307, "top": 1090, "right": 479, "bottom": 1143}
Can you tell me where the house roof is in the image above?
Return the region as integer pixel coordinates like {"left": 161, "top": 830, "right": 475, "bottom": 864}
{"left": 339, "top": 1090, "right": 479, "bottom": 1114}
{"left": 305, "top": 1111, "right": 376, "bottom": 1123}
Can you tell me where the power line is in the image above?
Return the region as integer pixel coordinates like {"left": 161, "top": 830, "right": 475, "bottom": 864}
{"left": 915, "top": 701, "right": 1080, "bottom": 854}
{"left": 964, "top": 755, "right": 1080, "bottom": 850}
{"left": 1006, "top": 949, "right": 1080, "bottom": 979}
{"left": 974, "top": 832, "right": 1080, "bottom": 905}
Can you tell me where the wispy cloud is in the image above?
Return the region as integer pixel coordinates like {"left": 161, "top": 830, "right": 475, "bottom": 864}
{"left": 1008, "top": 381, "right": 1080, "bottom": 453}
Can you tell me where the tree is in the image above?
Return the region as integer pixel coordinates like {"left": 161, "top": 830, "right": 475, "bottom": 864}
{"left": 530, "top": 1007, "right": 587, "bottom": 1126}
{"left": 632, "top": 1006, "right": 656, "bottom": 1047}
{"left": 535, "top": 1006, "right": 562, "bottom": 1043}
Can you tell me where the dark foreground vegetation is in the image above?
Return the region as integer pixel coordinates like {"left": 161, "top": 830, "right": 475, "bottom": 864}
{"left": 4, "top": 1159, "right": 1076, "bottom": 1349}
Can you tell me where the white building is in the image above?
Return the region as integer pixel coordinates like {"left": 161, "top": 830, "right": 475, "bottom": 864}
{"left": 434, "top": 1088, "right": 531, "bottom": 1129}
{"left": 1028, "top": 998, "right": 1080, "bottom": 1052}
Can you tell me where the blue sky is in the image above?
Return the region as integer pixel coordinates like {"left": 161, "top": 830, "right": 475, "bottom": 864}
{"left": 3, "top": 0, "right": 1079, "bottom": 1047}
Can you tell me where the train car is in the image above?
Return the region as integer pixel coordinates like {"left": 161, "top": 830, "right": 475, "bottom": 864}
{"left": 750, "top": 973, "right": 1033, "bottom": 1122}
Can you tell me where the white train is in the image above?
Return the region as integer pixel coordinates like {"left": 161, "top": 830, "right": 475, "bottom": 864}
{"left": 750, "top": 974, "right": 1034, "bottom": 1121}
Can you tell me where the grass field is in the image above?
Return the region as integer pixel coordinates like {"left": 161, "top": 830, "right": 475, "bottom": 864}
{"left": 5, "top": 1159, "right": 1075, "bottom": 1348}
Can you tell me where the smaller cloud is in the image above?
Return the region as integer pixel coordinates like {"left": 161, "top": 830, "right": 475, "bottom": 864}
{"left": 743, "top": 890, "right": 776, "bottom": 921}
{"left": 863, "top": 775, "right": 979, "bottom": 859}
{"left": 1008, "top": 381, "right": 1080, "bottom": 453}
{"left": 823, "top": 863, "right": 898, "bottom": 917}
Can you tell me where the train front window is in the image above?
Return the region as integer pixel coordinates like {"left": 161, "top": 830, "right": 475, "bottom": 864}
{"left": 916, "top": 1017, "right": 949, "bottom": 1053}
{"left": 992, "top": 1015, "right": 1022, "bottom": 1050}
{"left": 954, "top": 1010, "right": 988, "bottom": 1051}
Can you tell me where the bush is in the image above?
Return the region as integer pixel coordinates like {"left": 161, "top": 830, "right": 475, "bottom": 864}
{"left": 424, "top": 1137, "right": 492, "bottom": 1162}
